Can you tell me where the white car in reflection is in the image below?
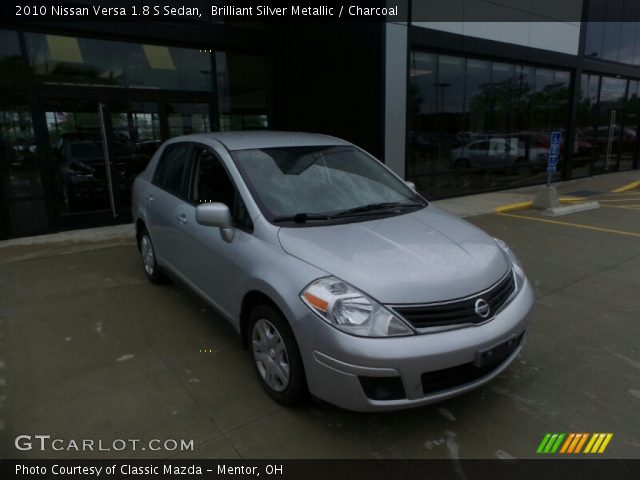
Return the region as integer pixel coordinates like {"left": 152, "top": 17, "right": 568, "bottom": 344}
{"left": 451, "top": 139, "right": 547, "bottom": 172}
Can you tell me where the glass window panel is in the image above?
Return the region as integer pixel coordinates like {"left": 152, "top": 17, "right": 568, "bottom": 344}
{"left": 585, "top": 22, "right": 604, "bottom": 58}
{"left": 0, "top": 30, "right": 30, "bottom": 106}
{"left": 407, "top": 51, "right": 437, "bottom": 181}
{"left": 0, "top": 107, "right": 47, "bottom": 237}
{"left": 220, "top": 114, "right": 268, "bottom": 130}
{"left": 600, "top": 77, "right": 627, "bottom": 104}
{"left": 487, "top": 62, "right": 516, "bottom": 134}
{"left": 0, "top": 29, "right": 21, "bottom": 58}
{"left": 601, "top": 0, "right": 623, "bottom": 62}
{"left": 168, "top": 103, "right": 211, "bottom": 137}
{"left": 464, "top": 59, "right": 491, "bottom": 136}
{"left": 601, "top": 24, "right": 622, "bottom": 62}
{"left": 619, "top": 2, "right": 638, "bottom": 65}
{"left": 25, "top": 33, "right": 212, "bottom": 91}
{"left": 407, "top": 51, "right": 573, "bottom": 197}
{"left": 573, "top": 75, "right": 598, "bottom": 178}
{"left": 216, "top": 52, "right": 268, "bottom": 130}
{"left": 437, "top": 56, "right": 464, "bottom": 114}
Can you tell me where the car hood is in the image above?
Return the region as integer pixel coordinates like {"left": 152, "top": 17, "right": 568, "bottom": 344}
{"left": 277, "top": 206, "right": 510, "bottom": 304}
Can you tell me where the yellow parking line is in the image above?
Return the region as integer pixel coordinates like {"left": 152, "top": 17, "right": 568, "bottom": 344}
{"left": 611, "top": 180, "right": 640, "bottom": 193}
{"left": 599, "top": 198, "right": 640, "bottom": 202}
{"left": 495, "top": 201, "right": 533, "bottom": 213}
{"left": 497, "top": 212, "right": 640, "bottom": 238}
{"left": 600, "top": 204, "right": 640, "bottom": 210}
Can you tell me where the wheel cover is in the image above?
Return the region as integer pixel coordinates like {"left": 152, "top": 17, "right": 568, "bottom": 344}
{"left": 141, "top": 235, "right": 155, "bottom": 276}
{"left": 251, "top": 318, "right": 290, "bottom": 392}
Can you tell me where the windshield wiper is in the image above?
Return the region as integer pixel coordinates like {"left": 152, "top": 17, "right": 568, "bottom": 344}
{"left": 332, "top": 201, "right": 425, "bottom": 218}
{"left": 272, "top": 201, "right": 426, "bottom": 224}
{"left": 272, "top": 213, "right": 332, "bottom": 224}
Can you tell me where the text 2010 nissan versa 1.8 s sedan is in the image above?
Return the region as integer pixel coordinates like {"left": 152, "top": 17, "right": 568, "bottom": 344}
{"left": 132, "top": 132, "right": 534, "bottom": 412}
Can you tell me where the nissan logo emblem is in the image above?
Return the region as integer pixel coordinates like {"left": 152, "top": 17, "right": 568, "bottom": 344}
{"left": 475, "top": 298, "right": 491, "bottom": 318}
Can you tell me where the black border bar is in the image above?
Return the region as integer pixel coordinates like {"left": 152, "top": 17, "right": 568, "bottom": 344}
{"left": 2, "top": 459, "right": 640, "bottom": 480}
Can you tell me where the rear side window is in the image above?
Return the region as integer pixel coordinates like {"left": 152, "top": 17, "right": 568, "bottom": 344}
{"left": 152, "top": 143, "right": 191, "bottom": 196}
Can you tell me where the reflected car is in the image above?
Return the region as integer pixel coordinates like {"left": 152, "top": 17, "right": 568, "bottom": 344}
{"left": 451, "top": 138, "right": 547, "bottom": 172}
{"left": 54, "top": 133, "right": 148, "bottom": 209}
{"left": 132, "top": 132, "right": 534, "bottom": 411}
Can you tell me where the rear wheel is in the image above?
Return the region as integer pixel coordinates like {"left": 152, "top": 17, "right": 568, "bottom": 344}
{"left": 249, "top": 305, "right": 307, "bottom": 405}
{"left": 139, "top": 228, "right": 165, "bottom": 284}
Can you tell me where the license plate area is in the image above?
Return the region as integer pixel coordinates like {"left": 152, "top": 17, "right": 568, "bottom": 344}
{"left": 474, "top": 333, "right": 522, "bottom": 368}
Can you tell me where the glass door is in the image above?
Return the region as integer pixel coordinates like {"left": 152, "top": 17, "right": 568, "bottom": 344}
{"left": 45, "top": 98, "right": 114, "bottom": 223}
{"left": 108, "top": 100, "right": 162, "bottom": 212}
{"left": 44, "top": 97, "right": 164, "bottom": 228}
{"left": 43, "top": 96, "right": 211, "bottom": 229}
{"left": 594, "top": 77, "right": 627, "bottom": 174}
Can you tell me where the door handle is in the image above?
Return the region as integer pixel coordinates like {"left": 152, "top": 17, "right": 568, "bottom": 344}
{"left": 177, "top": 213, "right": 187, "bottom": 225}
{"left": 147, "top": 195, "right": 154, "bottom": 205}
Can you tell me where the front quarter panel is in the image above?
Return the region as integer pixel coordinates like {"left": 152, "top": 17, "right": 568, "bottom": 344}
{"left": 231, "top": 219, "right": 328, "bottom": 331}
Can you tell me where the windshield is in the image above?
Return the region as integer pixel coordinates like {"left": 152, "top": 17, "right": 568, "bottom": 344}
{"left": 231, "top": 145, "right": 425, "bottom": 223}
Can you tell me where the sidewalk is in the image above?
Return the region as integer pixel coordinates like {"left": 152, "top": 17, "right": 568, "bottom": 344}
{"left": 433, "top": 170, "right": 640, "bottom": 217}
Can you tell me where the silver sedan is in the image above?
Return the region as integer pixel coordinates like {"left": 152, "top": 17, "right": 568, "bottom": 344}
{"left": 132, "top": 131, "right": 534, "bottom": 411}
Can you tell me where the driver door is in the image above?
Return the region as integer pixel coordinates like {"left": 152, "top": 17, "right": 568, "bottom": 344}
{"left": 179, "top": 145, "right": 251, "bottom": 317}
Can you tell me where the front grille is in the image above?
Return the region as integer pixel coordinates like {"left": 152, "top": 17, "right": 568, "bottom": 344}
{"left": 421, "top": 332, "right": 524, "bottom": 395}
{"left": 392, "top": 270, "right": 515, "bottom": 330}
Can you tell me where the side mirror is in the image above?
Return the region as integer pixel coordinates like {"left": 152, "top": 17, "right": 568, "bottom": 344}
{"left": 196, "top": 202, "right": 235, "bottom": 242}
{"left": 405, "top": 180, "right": 416, "bottom": 190}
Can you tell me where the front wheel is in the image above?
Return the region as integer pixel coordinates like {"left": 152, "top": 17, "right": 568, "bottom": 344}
{"left": 249, "top": 305, "right": 307, "bottom": 405}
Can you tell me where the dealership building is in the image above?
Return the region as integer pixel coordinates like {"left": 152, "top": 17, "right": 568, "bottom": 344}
{"left": 1, "top": 0, "right": 639, "bottom": 239}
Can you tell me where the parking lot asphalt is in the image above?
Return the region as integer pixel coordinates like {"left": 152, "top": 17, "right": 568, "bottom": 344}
{"left": 1, "top": 174, "right": 639, "bottom": 460}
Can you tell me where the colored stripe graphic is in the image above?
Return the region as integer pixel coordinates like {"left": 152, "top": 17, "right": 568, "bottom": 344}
{"left": 537, "top": 433, "right": 552, "bottom": 453}
{"left": 536, "top": 433, "right": 565, "bottom": 454}
{"left": 538, "top": 433, "right": 613, "bottom": 454}
{"left": 574, "top": 433, "right": 588, "bottom": 453}
{"left": 559, "top": 433, "right": 575, "bottom": 453}
{"left": 584, "top": 433, "right": 614, "bottom": 454}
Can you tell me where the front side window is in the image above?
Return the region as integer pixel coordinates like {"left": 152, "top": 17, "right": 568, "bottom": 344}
{"left": 152, "top": 143, "right": 190, "bottom": 196}
{"left": 232, "top": 145, "right": 425, "bottom": 225}
{"left": 192, "top": 147, "right": 251, "bottom": 230}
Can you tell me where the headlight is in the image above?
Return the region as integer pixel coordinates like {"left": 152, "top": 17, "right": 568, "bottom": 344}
{"left": 494, "top": 237, "right": 525, "bottom": 286}
{"left": 300, "top": 277, "right": 414, "bottom": 337}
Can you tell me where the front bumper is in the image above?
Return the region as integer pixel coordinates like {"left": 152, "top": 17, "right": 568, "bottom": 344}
{"left": 296, "top": 276, "right": 534, "bottom": 412}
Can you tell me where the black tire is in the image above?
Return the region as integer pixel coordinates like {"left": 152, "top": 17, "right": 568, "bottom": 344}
{"left": 138, "top": 227, "right": 166, "bottom": 284}
{"left": 248, "top": 304, "right": 307, "bottom": 406}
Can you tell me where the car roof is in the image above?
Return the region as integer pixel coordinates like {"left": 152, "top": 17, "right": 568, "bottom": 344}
{"left": 182, "top": 131, "right": 350, "bottom": 151}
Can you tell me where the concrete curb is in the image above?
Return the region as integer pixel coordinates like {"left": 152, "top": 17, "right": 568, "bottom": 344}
{"left": 542, "top": 201, "right": 600, "bottom": 217}
{"left": 495, "top": 197, "right": 585, "bottom": 214}
{"left": 0, "top": 223, "right": 135, "bottom": 249}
